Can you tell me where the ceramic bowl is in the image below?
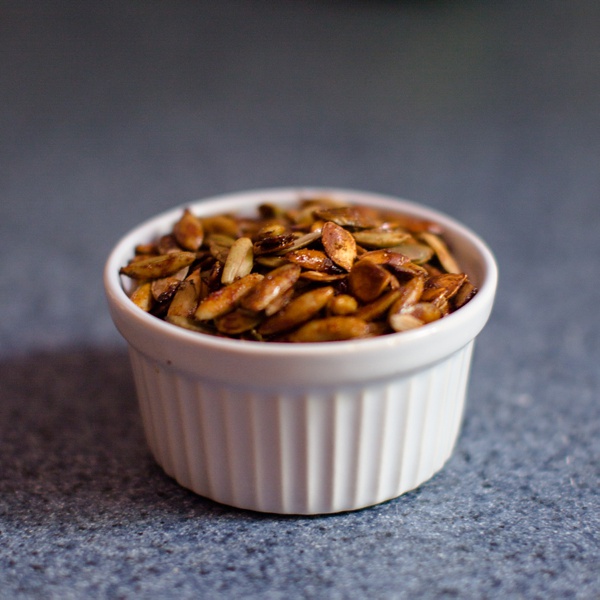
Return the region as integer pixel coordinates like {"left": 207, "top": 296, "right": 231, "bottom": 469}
{"left": 104, "top": 188, "right": 498, "bottom": 514}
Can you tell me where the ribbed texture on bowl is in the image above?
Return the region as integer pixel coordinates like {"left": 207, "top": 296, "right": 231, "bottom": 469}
{"left": 128, "top": 341, "right": 474, "bottom": 515}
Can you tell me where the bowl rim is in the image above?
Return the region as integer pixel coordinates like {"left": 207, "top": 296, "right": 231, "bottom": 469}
{"left": 104, "top": 187, "right": 498, "bottom": 363}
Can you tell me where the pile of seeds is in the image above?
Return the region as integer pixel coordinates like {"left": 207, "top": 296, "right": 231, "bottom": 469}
{"left": 120, "top": 197, "right": 477, "bottom": 342}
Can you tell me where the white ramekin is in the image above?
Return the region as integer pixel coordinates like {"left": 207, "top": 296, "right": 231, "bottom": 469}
{"left": 104, "top": 188, "right": 498, "bottom": 514}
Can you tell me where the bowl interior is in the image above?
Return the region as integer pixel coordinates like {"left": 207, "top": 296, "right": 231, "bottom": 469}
{"left": 104, "top": 188, "right": 498, "bottom": 385}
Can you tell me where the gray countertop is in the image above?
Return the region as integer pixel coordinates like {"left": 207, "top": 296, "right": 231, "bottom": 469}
{"left": 1, "top": 0, "right": 599, "bottom": 598}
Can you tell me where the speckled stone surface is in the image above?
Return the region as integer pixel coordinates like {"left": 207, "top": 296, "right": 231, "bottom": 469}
{"left": 1, "top": 1, "right": 599, "bottom": 598}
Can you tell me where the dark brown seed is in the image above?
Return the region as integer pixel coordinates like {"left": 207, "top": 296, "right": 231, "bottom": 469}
{"left": 240, "top": 264, "right": 302, "bottom": 312}
{"left": 253, "top": 233, "right": 297, "bottom": 255}
{"left": 173, "top": 208, "right": 205, "bottom": 251}
{"left": 348, "top": 260, "right": 392, "bottom": 303}
{"left": 195, "top": 272, "right": 264, "bottom": 320}
{"left": 287, "top": 316, "right": 370, "bottom": 342}
{"left": 120, "top": 252, "right": 196, "bottom": 280}
{"left": 321, "top": 221, "right": 356, "bottom": 271}
{"left": 258, "top": 286, "right": 335, "bottom": 336}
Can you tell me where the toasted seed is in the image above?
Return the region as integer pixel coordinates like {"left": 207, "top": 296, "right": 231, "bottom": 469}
{"left": 419, "top": 232, "right": 461, "bottom": 274}
{"left": 129, "top": 282, "right": 153, "bottom": 312}
{"left": 120, "top": 251, "right": 196, "bottom": 280}
{"left": 358, "top": 248, "right": 410, "bottom": 270}
{"left": 366, "top": 321, "right": 391, "bottom": 337}
{"left": 328, "top": 294, "right": 358, "bottom": 316}
{"left": 348, "top": 260, "right": 391, "bottom": 303}
{"left": 215, "top": 309, "right": 262, "bottom": 335}
{"left": 150, "top": 280, "right": 178, "bottom": 304}
{"left": 286, "top": 206, "right": 320, "bottom": 229}
{"left": 207, "top": 260, "right": 224, "bottom": 291}
{"left": 299, "top": 196, "right": 342, "bottom": 210}
{"left": 321, "top": 221, "right": 356, "bottom": 271}
{"left": 453, "top": 279, "right": 477, "bottom": 309}
{"left": 134, "top": 243, "right": 158, "bottom": 255}
{"left": 185, "top": 267, "right": 203, "bottom": 290}
{"left": 299, "top": 271, "right": 348, "bottom": 282}
{"left": 167, "top": 280, "right": 200, "bottom": 318}
{"left": 122, "top": 198, "right": 475, "bottom": 342}
{"left": 354, "top": 289, "right": 402, "bottom": 322}
{"left": 257, "top": 222, "right": 287, "bottom": 239}
{"left": 352, "top": 228, "right": 412, "bottom": 248}
{"left": 151, "top": 266, "right": 189, "bottom": 303}
{"left": 263, "top": 286, "right": 295, "bottom": 317}
{"left": 388, "top": 275, "right": 425, "bottom": 314}
{"left": 258, "top": 203, "right": 286, "bottom": 219}
{"left": 173, "top": 208, "right": 205, "bottom": 251}
{"left": 379, "top": 212, "right": 443, "bottom": 234}
{"left": 208, "top": 235, "right": 235, "bottom": 264}
{"left": 277, "top": 230, "right": 322, "bottom": 254}
{"left": 240, "top": 263, "right": 302, "bottom": 312}
{"left": 391, "top": 261, "right": 429, "bottom": 278}
{"left": 387, "top": 242, "right": 434, "bottom": 264}
{"left": 195, "top": 272, "right": 264, "bottom": 320}
{"left": 208, "top": 233, "right": 236, "bottom": 247}
{"left": 287, "top": 316, "right": 370, "bottom": 342}
{"left": 255, "top": 255, "right": 287, "bottom": 268}
{"left": 314, "top": 206, "right": 380, "bottom": 228}
{"left": 202, "top": 215, "right": 240, "bottom": 237}
{"left": 421, "top": 273, "right": 467, "bottom": 301}
{"left": 419, "top": 287, "right": 450, "bottom": 314}
{"left": 389, "top": 313, "right": 424, "bottom": 332}
{"left": 403, "top": 302, "right": 443, "bottom": 323}
{"left": 258, "top": 286, "right": 335, "bottom": 336}
{"left": 221, "top": 237, "right": 254, "bottom": 285}
{"left": 157, "top": 234, "right": 183, "bottom": 255}
{"left": 166, "top": 315, "right": 216, "bottom": 334}
{"left": 285, "top": 248, "right": 337, "bottom": 272}
{"left": 253, "top": 233, "right": 297, "bottom": 255}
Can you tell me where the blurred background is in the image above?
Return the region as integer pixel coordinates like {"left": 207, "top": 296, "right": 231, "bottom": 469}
{"left": 2, "top": 0, "right": 598, "bottom": 356}
{"left": 1, "top": 1, "right": 599, "bottom": 598}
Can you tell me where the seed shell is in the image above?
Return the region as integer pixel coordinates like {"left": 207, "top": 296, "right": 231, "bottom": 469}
{"left": 258, "top": 286, "right": 335, "bottom": 336}
{"left": 221, "top": 237, "right": 254, "bottom": 285}
{"left": 120, "top": 251, "right": 197, "bottom": 280}
{"left": 348, "top": 260, "right": 391, "bottom": 303}
{"left": 195, "top": 272, "right": 264, "bottom": 320}
{"left": 321, "top": 221, "right": 356, "bottom": 272}
{"left": 173, "top": 208, "right": 205, "bottom": 251}
{"left": 240, "top": 263, "right": 301, "bottom": 312}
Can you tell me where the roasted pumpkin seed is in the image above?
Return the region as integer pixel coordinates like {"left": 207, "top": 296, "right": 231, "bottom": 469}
{"left": 287, "top": 316, "right": 370, "bottom": 342}
{"left": 387, "top": 242, "right": 434, "bottom": 264}
{"left": 130, "top": 282, "right": 153, "bottom": 312}
{"left": 240, "top": 263, "right": 301, "bottom": 312}
{"left": 195, "top": 272, "right": 264, "bottom": 320}
{"left": 215, "top": 309, "right": 262, "bottom": 335}
{"left": 258, "top": 286, "right": 335, "bottom": 336}
{"left": 173, "top": 208, "right": 205, "bottom": 251}
{"left": 120, "top": 251, "right": 196, "bottom": 280}
{"left": 388, "top": 275, "right": 425, "bottom": 314}
{"left": 354, "top": 290, "right": 403, "bottom": 322}
{"left": 284, "top": 248, "right": 338, "bottom": 272}
{"left": 167, "top": 279, "right": 200, "bottom": 318}
{"left": 352, "top": 228, "right": 411, "bottom": 248}
{"left": 314, "top": 206, "right": 380, "bottom": 228}
{"left": 327, "top": 294, "right": 358, "bottom": 316}
{"left": 321, "top": 221, "right": 356, "bottom": 271}
{"left": 120, "top": 197, "right": 477, "bottom": 341}
{"left": 348, "top": 260, "right": 392, "bottom": 303}
{"left": 419, "top": 232, "right": 461, "bottom": 274}
{"left": 221, "top": 237, "right": 254, "bottom": 285}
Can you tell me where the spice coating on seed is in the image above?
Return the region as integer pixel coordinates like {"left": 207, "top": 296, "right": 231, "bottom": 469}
{"left": 119, "top": 197, "right": 478, "bottom": 342}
